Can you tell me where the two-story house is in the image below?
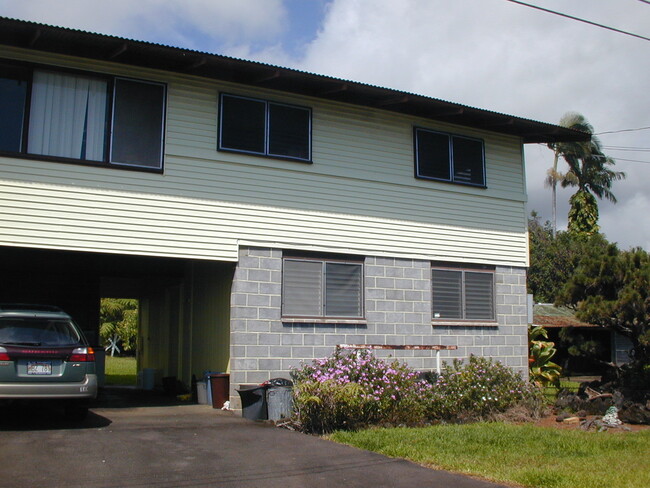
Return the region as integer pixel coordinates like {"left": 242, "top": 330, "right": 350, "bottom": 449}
{"left": 0, "top": 17, "right": 588, "bottom": 407}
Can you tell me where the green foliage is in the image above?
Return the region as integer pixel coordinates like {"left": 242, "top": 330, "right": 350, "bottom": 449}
{"left": 425, "top": 355, "right": 544, "bottom": 422}
{"left": 527, "top": 212, "right": 608, "bottom": 303}
{"left": 557, "top": 245, "right": 650, "bottom": 378}
{"left": 567, "top": 190, "right": 599, "bottom": 235}
{"left": 291, "top": 349, "right": 428, "bottom": 433}
{"left": 99, "top": 298, "right": 138, "bottom": 354}
{"left": 528, "top": 326, "right": 562, "bottom": 388}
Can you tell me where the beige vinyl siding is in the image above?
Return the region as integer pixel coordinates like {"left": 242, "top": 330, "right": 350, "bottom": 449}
{"left": 0, "top": 46, "right": 530, "bottom": 267}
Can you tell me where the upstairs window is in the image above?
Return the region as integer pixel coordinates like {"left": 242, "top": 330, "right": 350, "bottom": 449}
{"left": 432, "top": 267, "right": 495, "bottom": 321}
{"left": 219, "top": 93, "right": 311, "bottom": 162}
{"left": 415, "top": 128, "right": 485, "bottom": 187}
{"left": 0, "top": 60, "right": 166, "bottom": 171}
{"left": 282, "top": 257, "right": 363, "bottom": 318}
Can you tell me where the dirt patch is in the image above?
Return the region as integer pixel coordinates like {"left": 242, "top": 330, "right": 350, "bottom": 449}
{"left": 534, "top": 413, "right": 650, "bottom": 432}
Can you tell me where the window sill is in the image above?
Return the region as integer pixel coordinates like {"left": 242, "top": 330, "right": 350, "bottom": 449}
{"left": 432, "top": 320, "right": 498, "bottom": 327}
{"left": 282, "top": 317, "right": 367, "bottom": 325}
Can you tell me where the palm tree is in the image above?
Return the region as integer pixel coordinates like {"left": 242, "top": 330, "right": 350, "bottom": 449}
{"left": 546, "top": 113, "right": 594, "bottom": 236}
{"left": 547, "top": 112, "right": 625, "bottom": 236}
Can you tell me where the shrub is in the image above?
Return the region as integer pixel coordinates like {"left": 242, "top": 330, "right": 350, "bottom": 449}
{"left": 291, "top": 350, "right": 545, "bottom": 433}
{"left": 291, "top": 349, "right": 428, "bottom": 433}
{"left": 425, "top": 355, "right": 544, "bottom": 422}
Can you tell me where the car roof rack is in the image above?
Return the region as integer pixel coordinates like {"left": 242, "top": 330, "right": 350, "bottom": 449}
{"left": 0, "top": 304, "right": 64, "bottom": 312}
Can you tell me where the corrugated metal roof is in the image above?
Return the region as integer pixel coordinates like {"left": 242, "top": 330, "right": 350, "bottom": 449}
{"left": 533, "top": 303, "right": 597, "bottom": 328}
{"left": 0, "top": 16, "right": 590, "bottom": 144}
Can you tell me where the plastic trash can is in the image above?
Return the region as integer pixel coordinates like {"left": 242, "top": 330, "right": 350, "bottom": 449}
{"left": 196, "top": 380, "right": 208, "bottom": 405}
{"left": 203, "top": 371, "right": 221, "bottom": 406}
{"left": 207, "top": 373, "right": 230, "bottom": 409}
{"left": 237, "top": 385, "right": 268, "bottom": 420}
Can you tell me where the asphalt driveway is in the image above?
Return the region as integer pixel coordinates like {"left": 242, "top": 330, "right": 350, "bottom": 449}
{"left": 0, "top": 396, "right": 507, "bottom": 488}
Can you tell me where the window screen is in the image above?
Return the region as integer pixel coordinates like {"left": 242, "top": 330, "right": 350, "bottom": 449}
{"left": 220, "top": 94, "right": 311, "bottom": 161}
{"left": 0, "top": 65, "right": 29, "bottom": 153}
{"left": 268, "top": 103, "right": 310, "bottom": 160}
{"left": 219, "top": 95, "right": 266, "bottom": 154}
{"left": 415, "top": 129, "right": 450, "bottom": 181}
{"left": 111, "top": 78, "right": 165, "bottom": 168}
{"left": 282, "top": 260, "right": 322, "bottom": 316}
{"left": 452, "top": 136, "right": 484, "bottom": 185}
{"left": 415, "top": 128, "right": 485, "bottom": 186}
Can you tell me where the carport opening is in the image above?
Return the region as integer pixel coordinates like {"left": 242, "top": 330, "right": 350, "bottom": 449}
{"left": 100, "top": 297, "right": 138, "bottom": 386}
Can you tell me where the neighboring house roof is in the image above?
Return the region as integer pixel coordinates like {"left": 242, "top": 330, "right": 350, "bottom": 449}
{"left": 532, "top": 303, "right": 598, "bottom": 328}
{"left": 0, "top": 16, "right": 589, "bottom": 145}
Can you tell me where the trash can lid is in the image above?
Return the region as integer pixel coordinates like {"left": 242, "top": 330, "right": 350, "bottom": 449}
{"left": 264, "top": 378, "right": 293, "bottom": 387}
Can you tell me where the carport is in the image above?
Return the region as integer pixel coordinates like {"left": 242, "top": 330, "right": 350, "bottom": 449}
{"left": 0, "top": 246, "right": 234, "bottom": 390}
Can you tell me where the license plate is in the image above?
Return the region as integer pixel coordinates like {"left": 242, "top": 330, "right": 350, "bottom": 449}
{"left": 27, "top": 361, "right": 52, "bottom": 375}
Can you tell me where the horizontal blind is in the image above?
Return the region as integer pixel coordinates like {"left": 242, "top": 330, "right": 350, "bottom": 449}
{"left": 325, "top": 262, "right": 362, "bottom": 317}
{"left": 464, "top": 271, "right": 494, "bottom": 320}
{"left": 432, "top": 269, "right": 462, "bottom": 319}
{"left": 282, "top": 259, "right": 322, "bottom": 316}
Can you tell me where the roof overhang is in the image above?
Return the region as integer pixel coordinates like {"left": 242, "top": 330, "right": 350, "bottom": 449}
{"left": 0, "top": 17, "right": 590, "bottom": 144}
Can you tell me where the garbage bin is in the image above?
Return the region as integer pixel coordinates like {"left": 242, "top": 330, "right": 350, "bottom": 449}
{"left": 265, "top": 378, "right": 293, "bottom": 421}
{"left": 207, "top": 373, "right": 230, "bottom": 409}
{"left": 203, "top": 371, "right": 220, "bottom": 406}
{"left": 237, "top": 385, "right": 268, "bottom": 420}
{"left": 196, "top": 380, "right": 208, "bottom": 405}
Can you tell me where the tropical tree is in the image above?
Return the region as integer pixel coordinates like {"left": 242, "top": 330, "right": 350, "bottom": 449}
{"left": 547, "top": 112, "right": 625, "bottom": 236}
{"left": 546, "top": 112, "right": 594, "bottom": 236}
{"left": 99, "top": 298, "right": 138, "bottom": 355}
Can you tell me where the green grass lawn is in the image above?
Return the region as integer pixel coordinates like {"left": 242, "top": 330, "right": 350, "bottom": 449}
{"left": 104, "top": 355, "right": 137, "bottom": 386}
{"left": 331, "top": 422, "right": 650, "bottom": 488}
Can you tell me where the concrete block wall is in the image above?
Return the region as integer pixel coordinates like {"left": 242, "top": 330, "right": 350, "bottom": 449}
{"left": 228, "top": 247, "right": 529, "bottom": 408}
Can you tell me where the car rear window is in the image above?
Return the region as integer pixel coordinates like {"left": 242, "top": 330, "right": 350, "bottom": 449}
{"left": 0, "top": 318, "right": 82, "bottom": 346}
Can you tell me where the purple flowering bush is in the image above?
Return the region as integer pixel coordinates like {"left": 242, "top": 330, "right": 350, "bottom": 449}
{"left": 291, "top": 350, "right": 544, "bottom": 433}
{"left": 425, "top": 355, "right": 544, "bottom": 421}
{"left": 291, "top": 349, "right": 428, "bottom": 433}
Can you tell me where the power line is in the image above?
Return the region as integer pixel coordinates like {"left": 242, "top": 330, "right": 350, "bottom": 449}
{"left": 596, "top": 126, "right": 650, "bottom": 135}
{"left": 603, "top": 146, "right": 650, "bottom": 152}
{"left": 504, "top": 0, "right": 650, "bottom": 42}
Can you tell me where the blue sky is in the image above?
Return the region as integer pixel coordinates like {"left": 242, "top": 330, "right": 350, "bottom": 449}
{"left": 1, "top": 0, "right": 649, "bottom": 249}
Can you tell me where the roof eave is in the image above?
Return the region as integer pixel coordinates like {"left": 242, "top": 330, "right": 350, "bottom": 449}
{"left": 0, "top": 17, "right": 590, "bottom": 144}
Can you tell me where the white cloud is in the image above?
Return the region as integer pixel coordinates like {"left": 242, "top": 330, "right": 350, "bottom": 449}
{"left": 297, "top": 0, "right": 650, "bottom": 249}
{"left": 0, "top": 0, "right": 288, "bottom": 52}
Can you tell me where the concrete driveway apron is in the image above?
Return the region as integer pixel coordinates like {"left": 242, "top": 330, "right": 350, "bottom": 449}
{"left": 1, "top": 404, "right": 509, "bottom": 488}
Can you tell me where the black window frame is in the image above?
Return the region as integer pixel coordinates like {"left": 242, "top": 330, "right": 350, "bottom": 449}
{"left": 414, "top": 127, "right": 486, "bottom": 188}
{"left": 0, "top": 59, "right": 167, "bottom": 173}
{"left": 218, "top": 93, "right": 312, "bottom": 163}
{"left": 282, "top": 255, "right": 364, "bottom": 319}
{"left": 432, "top": 265, "right": 496, "bottom": 322}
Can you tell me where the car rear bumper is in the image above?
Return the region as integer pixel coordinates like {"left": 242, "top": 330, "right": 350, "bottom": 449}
{"left": 0, "top": 374, "right": 98, "bottom": 399}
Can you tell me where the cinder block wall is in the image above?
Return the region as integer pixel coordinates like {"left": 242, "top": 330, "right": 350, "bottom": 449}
{"left": 228, "top": 247, "right": 528, "bottom": 408}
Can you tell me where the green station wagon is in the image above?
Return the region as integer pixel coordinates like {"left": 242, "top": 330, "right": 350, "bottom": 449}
{"left": 0, "top": 304, "right": 97, "bottom": 419}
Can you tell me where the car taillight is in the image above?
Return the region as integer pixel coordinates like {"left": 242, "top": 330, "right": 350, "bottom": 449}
{"left": 0, "top": 346, "right": 10, "bottom": 361}
{"left": 69, "top": 347, "right": 95, "bottom": 362}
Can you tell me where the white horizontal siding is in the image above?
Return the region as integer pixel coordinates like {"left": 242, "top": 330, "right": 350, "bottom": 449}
{"left": 0, "top": 46, "right": 530, "bottom": 266}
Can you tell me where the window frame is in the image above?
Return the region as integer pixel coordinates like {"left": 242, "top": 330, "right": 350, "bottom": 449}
{"left": 281, "top": 256, "right": 364, "bottom": 320}
{"left": 414, "top": 127, "right": 486, "bottom": 188}
{"left": 431, "top": 265, "right": 496, "bottom": 323}
{"left": 218, "top": 93, "right": 312, "bottom": 163}
{"left": 0, "top": 59, "right": 167, "bottom": 173}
